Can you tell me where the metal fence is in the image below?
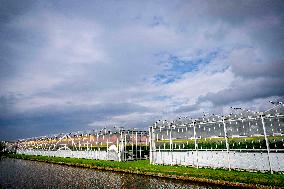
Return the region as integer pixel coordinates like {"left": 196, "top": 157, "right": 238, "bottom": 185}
{"left": 149, "top": 103, "right": 284, "bottom": 173}
{"left": 16, "top": 128, "right": 149, "bottom": 161}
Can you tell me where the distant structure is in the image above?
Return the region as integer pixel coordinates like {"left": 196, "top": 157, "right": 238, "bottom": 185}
{"left": 149, "top": 102, "right": 284, "bottom": 173}
{"left": 16, "top": 128, "right": 149, "bottom": 161}
{"left": 0, "top": 141, "right": 18, "bottom": 154}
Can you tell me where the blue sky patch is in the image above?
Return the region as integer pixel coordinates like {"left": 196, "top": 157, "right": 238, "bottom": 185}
{"left": 153, "top": 50, "right": 220, "bottom": 84}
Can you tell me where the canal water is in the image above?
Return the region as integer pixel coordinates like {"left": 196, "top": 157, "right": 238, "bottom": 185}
{"left": 0, "top": 158, "right": 225, "bottom": 189}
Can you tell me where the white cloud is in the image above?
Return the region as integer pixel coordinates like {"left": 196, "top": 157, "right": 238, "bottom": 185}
{"left": 163, "top": 66, "right": 234, "bottom": 105}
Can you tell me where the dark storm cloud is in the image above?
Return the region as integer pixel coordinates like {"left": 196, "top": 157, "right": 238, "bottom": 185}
{"left": 231, "top": 60, "right": 284, "bottom": 78}
{"left": 202, "top": 0, "right": 284, "bottom": 56}
{"left": 0, "top": 0, "right": 35, "bottom": 23}
{"left": 0, "top": 102, "right": 149, "bottom": 140}
{"left": 0, "top": 0, "right": 31, "bottom": 80}
{"left": 175, "top": 104, "right": 200, "bottom": 113}
{"left": 199, "top": 77, "right": 284, "bottom": 106}
{"left": 204, "top": 0, "right": 284, "bottom": 22}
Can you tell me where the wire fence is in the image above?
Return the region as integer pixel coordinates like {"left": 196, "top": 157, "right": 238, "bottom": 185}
{"left": 149, "top": 104, "right": 284, "bottom": 173}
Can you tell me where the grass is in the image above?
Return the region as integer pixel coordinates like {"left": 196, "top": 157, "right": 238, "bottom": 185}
{"left": 6, "top": 153, "right": 284, "bottom": 188}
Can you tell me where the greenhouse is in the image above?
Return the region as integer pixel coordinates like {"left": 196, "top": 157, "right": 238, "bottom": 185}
{"left": 16, "top": 128, "right": 149, "bottom": 161}
{"left": 149, "top": 103, "right": 284, "bottom": 173}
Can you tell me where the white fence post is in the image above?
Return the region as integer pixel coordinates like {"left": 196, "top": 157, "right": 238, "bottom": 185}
{"left": 135, "top": 132, "right": 138, "bottom": 159}
{"left": 260, "top": 113, "right": 273, "bottom": 174}
{"left": 222, "top": 117, "right": 231, "bottom": 170}
{"left": 193, "top": 121, "right": 199, "bottom": 168}
{"left": 149, "top": 127, "right": 152, "bottom": 164}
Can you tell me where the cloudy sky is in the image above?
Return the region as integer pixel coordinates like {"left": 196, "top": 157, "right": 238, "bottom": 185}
{"left": 1, "top": 0, "right": 284, "bottom": 140}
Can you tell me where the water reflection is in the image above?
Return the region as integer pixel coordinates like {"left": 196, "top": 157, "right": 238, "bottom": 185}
{"left": 0, "top": 158, "right": 223, "bottom": 189}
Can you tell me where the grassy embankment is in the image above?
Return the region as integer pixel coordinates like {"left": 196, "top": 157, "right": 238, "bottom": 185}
{"left": 7, "top": 154, "right": 284, "bottom": 188}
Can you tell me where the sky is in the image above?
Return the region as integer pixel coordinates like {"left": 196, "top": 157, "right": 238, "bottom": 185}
{"left": 0, "top": 0, "right": 284, "bottom": 140}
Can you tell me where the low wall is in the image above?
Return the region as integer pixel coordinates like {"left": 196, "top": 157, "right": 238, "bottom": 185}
{"left": 16, "top": 150, "right": 120, "bottom": 161}
{"left": 152, "top": 150, "right": 284, "bottom": 172}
